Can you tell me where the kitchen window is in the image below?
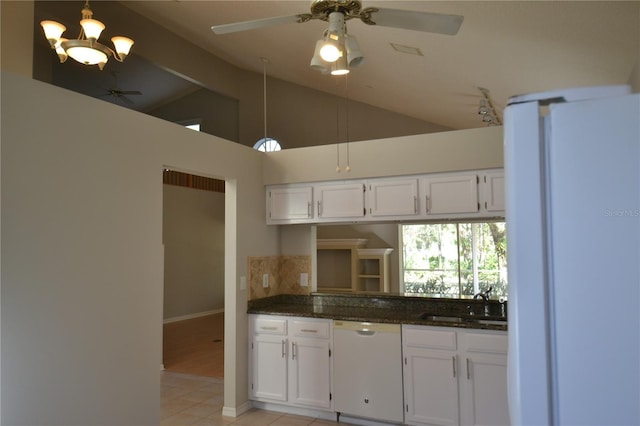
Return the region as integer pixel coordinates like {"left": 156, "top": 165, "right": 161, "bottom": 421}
{"left": 401, "top": 222, "right": 507, "bottom": 299}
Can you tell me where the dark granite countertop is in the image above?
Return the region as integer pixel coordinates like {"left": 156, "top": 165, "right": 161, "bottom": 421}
{"left": 248, "top": 293, "right": 508, "bottom": 331}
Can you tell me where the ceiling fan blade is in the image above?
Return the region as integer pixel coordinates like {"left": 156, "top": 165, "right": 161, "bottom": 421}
{"left": 211, "top": 14, "right": 305, "bottom": 35}
{"left": 363, "top": 8, "right": 463, "bottom": 35}
{"left": 118, "top": 95, "right": 134, "bottom": 106}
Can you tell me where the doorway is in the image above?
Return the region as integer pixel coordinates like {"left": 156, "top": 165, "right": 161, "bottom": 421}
{"left": 162, "top": 169, "right": 225, "bottom": 379}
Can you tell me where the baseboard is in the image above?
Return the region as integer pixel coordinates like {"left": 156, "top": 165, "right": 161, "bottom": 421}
{"left": 163, "top": 308, "right": 224, "bottom": 324}
{"left": 222, "top": 401, "right": 251, "bottom": 418}
{"left": 251, "top": 401, "right": 335, "bottom": 421}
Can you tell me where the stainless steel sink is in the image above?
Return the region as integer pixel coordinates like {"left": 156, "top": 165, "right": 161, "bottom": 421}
{"left": 472, "top": 319, "right": 507, "bottom": 326}
{"left": 418, "top": 313, "right": 465, "bottom": 323}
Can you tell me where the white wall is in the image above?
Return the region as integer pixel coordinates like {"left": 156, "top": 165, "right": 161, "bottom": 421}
{"left": 262, "top": 126, "right": 504, "bottom": 185}
{"left": 163, "top": 185, "right": 225, "bottom": 320}
{"left": 0, "top": 72, "right": 276, "bottom": 425}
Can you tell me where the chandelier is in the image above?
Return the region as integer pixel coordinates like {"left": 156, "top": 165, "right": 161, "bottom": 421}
{"left": 40, "top": 0, "right": 134, "bottom": 70}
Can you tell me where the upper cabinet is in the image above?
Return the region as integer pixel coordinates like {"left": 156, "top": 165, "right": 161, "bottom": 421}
{"left": 265, "top": 169, "right": 504, "bottom": 225}
{"left": 266, "top": 186, "right": 313, "bottom": 224}
{"left": 316, "top": 183, "right": 366, "bottom": 221}
{"left": 481, "top": 171, "right": 505, "bottom": 212}
{"left": 367, "top": 178, "right": 419, "bottom": 218}
{"left": 423, "top": 174, "right": 479, "bottom": 215}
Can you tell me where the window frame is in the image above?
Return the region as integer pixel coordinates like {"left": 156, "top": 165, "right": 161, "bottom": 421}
{"left": 399, "top": 221, "right": 507, "bottom": 299}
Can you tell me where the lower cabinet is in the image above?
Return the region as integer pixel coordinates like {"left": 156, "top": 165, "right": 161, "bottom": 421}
{"left": 402, "top": 325, "right": 510, "bottom": 426}
{"left": 458, "top": 330, "right": 510, "bottom": 426}
{"left": 249, "top": 315, "right": 333, "bottom": 411}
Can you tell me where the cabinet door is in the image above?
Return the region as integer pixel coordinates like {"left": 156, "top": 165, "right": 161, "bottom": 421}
{"left": 267, "top": 186, "right": 313, "bottom": 223}
{"left": 251, "top": 334, "right": 288, "bottom": 402}
{"left": 289, "top": 338, "right": 332, "bottom": 409}
{"left": 459, "top": 330, "right": 510, "bottom": 426}
{"left": 316, "top": 183, "right": 365, "bottom": 219}
{"left": 482, "top": 171, "right": 505, "bottom": 213}
{"left": 404, "top": 347, "right": 460, "bottom": 426}
{"left": 368, "top": 178, "right": 419, "bottom": 218}
{"left": 424, "top": 174, "right": 479, "bottom": 215}
{"left": 460, "top": 353, "right": 510, "bottom": 426}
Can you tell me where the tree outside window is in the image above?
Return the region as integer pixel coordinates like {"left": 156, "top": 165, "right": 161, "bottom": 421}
{"left": 402, "top": 222, "right": 507, "bottom": 299}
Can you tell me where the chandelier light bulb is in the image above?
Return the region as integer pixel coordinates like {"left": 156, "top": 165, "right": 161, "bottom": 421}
{"left": 41, "top": 20, "right": 66, "bottom": 47}
{"left": 80, "top": 18, "right": 105, "bottom": 42}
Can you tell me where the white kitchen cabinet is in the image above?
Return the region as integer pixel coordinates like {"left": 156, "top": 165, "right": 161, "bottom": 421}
{"left": 459, "top": 330, "right": 510, "bottom": 426}
{"left": 249, "top": 315, "right": 333, "bottom": 411}
{"left": 480, "top": 171, "right": 505, "bottom": 213}
{"left": 402, "top": 325, "right": 510, "bottom": 426}
{"left": 265, "top": 168, "right": 504, "bottom": 225}
{"left": 423, "top": 174, "right": 479, "bottom": 215}
{"left": 316, "top": 182, "right": 365, "bottom": 220}
{"left": 367, "top": 178, "right": 419, "bottom": 218}
{"left": 266, "top": 185, "right": 314, "bottom": 224}
{"left": 403, "top": 326, "right": 460, "bottom": 426}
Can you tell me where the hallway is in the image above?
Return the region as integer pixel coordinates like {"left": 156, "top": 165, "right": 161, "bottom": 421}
{"left": 163, "top": 312, "right": 224, "bottom": 378}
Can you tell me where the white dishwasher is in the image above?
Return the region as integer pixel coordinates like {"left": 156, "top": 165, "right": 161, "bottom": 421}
{"left": 333, "top": 321, "right": 404, "bottom": 424}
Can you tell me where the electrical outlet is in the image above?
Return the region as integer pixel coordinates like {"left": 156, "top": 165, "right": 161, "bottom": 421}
{"left": 300, "top": 273, "right": 309, "bottom": 287}
{"left": 262, "top": 273, "right": 269, "bottom": 288}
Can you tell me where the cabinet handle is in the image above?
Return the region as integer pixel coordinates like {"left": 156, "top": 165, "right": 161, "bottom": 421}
{"left": 300, "top": 329, "right": 318, "bottom": 333}
{"left": 426, "top": 196, "right": 430, "bottom": 213}
{"left": 414, "top": 196, "right": 418, "bottom": 214}
{"left": 317, "top": 201, "right": 322, "bottom": 216}
{"left": 281, "top": 340, "right": 286, "bottom": 358}
{"left": 292, "top": 342, "right": 297, "bottom": 360}
{"left": 307, "top": 202, "right": 312, "bottom": 218}
{"left": 260, "top": 326, "right": 277, "bottom": 331}
{"left": 452, "top": 356, "right": 457, "bottom": 378}
{"left": 466, "top": 358, "right": 471, "bottom": 380}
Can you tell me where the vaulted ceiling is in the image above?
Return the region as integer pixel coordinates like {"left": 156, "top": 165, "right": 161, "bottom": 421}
{"left": 36, "top": 1, "right": 639, "bottom": 131}
{"left": 120, "top": 1, "right": 639, "bottom": 129}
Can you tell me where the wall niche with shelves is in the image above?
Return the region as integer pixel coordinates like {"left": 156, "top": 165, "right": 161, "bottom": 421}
{"left": 317, "top": 239, "right": 392, "bottom": 294}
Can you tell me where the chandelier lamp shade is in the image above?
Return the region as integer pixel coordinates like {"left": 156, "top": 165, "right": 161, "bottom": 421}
{"left": 309, "top": 11, "right": 364, "bottom": 76}
{"left": 40, "top": 0, "right": 134, "bottom": 70}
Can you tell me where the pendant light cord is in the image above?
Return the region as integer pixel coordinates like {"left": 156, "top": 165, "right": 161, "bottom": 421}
{"left": 262, "top": 58, "right": 268, "bottom": 143}
{"left": 335, "top": 77, "right": 341, "bottom": 172}
{"left": 344, "top": 74, "right": 350, "bottom": 172}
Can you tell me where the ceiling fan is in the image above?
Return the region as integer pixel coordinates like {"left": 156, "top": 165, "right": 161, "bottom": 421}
{"left": 98, "top": 71, "right": 142, "bottom": 105}
{"left": 211, "top": 0, "right": 464, "bottom": 74}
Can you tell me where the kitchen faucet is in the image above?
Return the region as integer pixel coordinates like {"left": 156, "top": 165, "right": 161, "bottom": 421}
{"left": 473, "top": 286, "right": 493, "bottom": 302}
{"left": 473, "top": 286, "right": 493, "bottom": 316}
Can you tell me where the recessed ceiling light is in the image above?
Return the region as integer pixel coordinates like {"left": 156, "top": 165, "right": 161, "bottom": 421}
{"left": 390, "top": 43, "right": 423, "bottom": 56}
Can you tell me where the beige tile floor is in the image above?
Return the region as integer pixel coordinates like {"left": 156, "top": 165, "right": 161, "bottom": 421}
{"left": 161, "top": 371, "right": 354, "bottom": 426}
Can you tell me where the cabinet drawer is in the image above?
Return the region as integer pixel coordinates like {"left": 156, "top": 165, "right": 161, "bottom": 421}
{"left": 403, "top": 326, "right": 457, "bottom": 350}
{"left": 290, "top": 320, "right": 330, "bottom": 339}
{"left": 253, "top": 317, "right": 287, "bottom": 335}
{"left": 463, "top": 331, "right": 508, "bottom": 354}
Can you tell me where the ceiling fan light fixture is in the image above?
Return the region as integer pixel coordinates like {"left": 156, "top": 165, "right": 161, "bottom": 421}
{"left": 331, "top": 55, "right": 350, "bottom": 76}
{"left": 345, "top": 34, "right": 364, "bottom": 68}
{"left": 319, "top": 11, "right": 346, "bottom": 62}
{"left": 319, "top": 35, "right": 342, "bottom": 62}
{"left": 310, "top": 40, "right": 331, "bottom": 74}
{"left": 40, "top": 0, "right": 134, "bottom": 70}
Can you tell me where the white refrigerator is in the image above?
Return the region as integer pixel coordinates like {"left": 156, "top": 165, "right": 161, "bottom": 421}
{"left": 504, "top": 85, "right": 640, "bottom": 426}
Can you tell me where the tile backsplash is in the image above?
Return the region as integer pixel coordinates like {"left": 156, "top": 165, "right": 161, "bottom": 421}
{"left": 248, "top": 256, "right": 311, "bottom": 300}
